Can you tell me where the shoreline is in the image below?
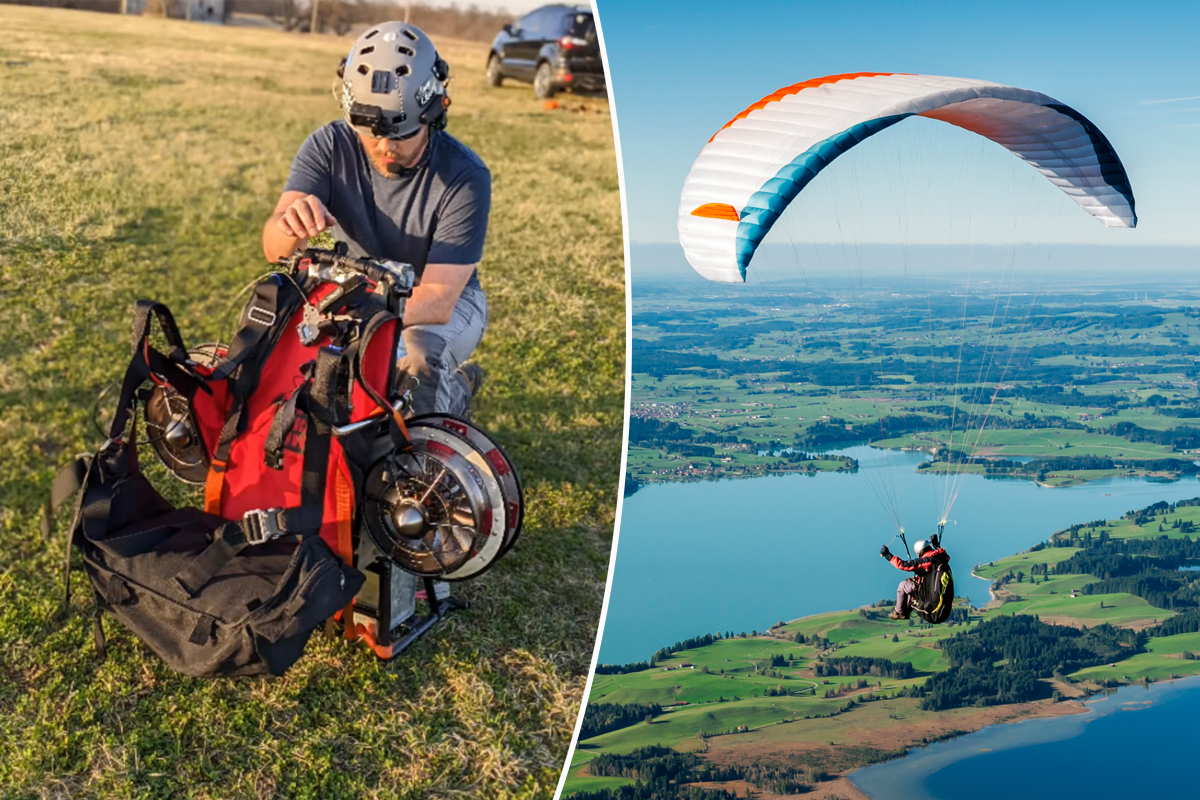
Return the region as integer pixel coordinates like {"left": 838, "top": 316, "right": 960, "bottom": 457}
{"left": 633, "top": 455, "right": 1193, "bottom": 492}
{"left": 844, "top": 671, "right": 1200, "bottom": 800}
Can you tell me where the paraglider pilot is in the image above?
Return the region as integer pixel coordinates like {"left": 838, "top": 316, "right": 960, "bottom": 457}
{"left": 880, "top": 535, "right": 949, "bottom": 620}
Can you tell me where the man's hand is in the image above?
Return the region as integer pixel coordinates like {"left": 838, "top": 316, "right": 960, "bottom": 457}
{"left": 263, "top": 191, "right": 337, "bottom": 262}
{"left": 278, "top": 194, "right": 337, "bottom": 239}
{"left": 880, "top": 545, "right": 891, "bottom": 558}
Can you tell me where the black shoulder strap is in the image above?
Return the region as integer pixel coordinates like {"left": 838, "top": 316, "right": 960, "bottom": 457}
{"left": 130, "top": 300, "right": 187, "bottom": 360}
{"left": 206, "top": 276, "right": 286, "bottom": 383}
{"left": 109, "top": 301, "right": 205, "bottom": 447}
{"left": 210, "top": 276, "right": 307, "bottom": 467}
{"left": 53, "top": 455, "right": 95, "bottom": 613}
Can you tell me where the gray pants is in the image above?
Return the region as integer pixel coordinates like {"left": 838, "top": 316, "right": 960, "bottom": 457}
{"left": 398, "top": 283, "right": 487, "bottom": 417}
{"left": 896, "top": 577, "right": 918, "bottom": 614}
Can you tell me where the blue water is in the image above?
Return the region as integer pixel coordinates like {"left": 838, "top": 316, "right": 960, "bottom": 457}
{"left": 600, "top": 446, "right": 1199, "bottom": 664}
{"left": 850, "top": 678, "right": 1200, "bottom": 800}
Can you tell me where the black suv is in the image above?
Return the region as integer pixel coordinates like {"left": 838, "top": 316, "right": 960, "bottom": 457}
{"left": 486, "top": 5, "right": 605, "bottom": 98}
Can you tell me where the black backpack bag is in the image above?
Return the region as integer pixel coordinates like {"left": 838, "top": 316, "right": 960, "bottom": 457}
{"left": 912, "top": 561, "right": 955, "bottom": 625}
{"left": 53, "top": 447, "right": 363, "bottom": 678}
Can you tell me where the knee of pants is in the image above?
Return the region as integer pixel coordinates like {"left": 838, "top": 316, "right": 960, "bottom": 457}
{"left": 397, "top": 345, "right": 442, "bottom": 382}
{"left": 398, "top": 328, "right": 449, "bottom": 382}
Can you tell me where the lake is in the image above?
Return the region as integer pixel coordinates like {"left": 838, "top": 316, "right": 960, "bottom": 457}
{"left": 599, "top": 445, "right": 1199, "bottom": 664}
{"left": 850, "top": 677, "right": 1200, "bottom": 800}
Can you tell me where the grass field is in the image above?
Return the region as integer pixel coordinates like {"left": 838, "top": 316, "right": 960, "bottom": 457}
{"left": 0, "top": 8, "right": 623, "bottom": 799}
{"left": 626, "top": 280, "right": 1200, "bottom": 490}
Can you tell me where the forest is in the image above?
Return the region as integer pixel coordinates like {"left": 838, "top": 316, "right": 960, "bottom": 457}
{"left": 580, "top": 703, "right": 664, "bottom": 741}
{"left": 814, "top": 656, "right": 916, "bottom": 679}
{"left": 578, "top": 746, "right": 813, "bottom": 799}
{"left": 596, "top": 632, "right": 727, "bottom": 676}
{"left": 919, "top": 616, "right": 1140, "bottom": 710}
{"left": 1046, "top": 530, "right": 1200, "bottom": 609}
{"left": 651, "top": 632, "right": 723, "bottom": 663}
{"left": 1147, "top": 607, "right": 1200, "bottom": 637}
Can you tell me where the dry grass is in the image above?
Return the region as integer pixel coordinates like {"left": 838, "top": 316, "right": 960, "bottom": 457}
{"left": 0, "top": 7, "right": 624, "bottom": 798}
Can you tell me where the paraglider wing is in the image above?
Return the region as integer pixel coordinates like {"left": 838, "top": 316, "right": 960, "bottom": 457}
{"left": 678, "top": 73, "right": 1137, "bottom": 283}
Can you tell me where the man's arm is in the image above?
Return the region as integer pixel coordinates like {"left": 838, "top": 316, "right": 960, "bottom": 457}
{"left": 263, "top": 191, "right": 338, "bottom": 263}
{"left": 406, "top": 163, "right": 490, "bottom": 325}
{"left": 404, "top": 262, "right": 477, "bottom": 326}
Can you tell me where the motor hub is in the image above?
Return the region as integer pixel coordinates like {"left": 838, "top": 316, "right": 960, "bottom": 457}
{"left": 362, "top": 414, "right": 523, "bottom": 580}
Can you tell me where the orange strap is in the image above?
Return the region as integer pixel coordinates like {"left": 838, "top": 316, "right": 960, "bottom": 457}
{"left": 203, "top": 459, "right": 226, "bottom": 515}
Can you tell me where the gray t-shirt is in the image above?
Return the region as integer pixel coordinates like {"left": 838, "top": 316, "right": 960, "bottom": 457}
{"left": 284, "top": 121, "right": 490, "bottom": 286}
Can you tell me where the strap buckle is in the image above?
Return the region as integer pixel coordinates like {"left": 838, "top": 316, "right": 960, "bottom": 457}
{"left": 247, "top": 306, "right": 277, "bottom": 327}
{"left": 243, "top": 508, "right": 285, "bottom": 545}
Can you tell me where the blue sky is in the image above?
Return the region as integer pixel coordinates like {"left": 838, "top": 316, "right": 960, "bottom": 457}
{"left": 595, "top": 0, "right": 1200, "bottom": 251}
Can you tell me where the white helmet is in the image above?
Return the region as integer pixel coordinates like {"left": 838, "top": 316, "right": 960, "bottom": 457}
{"left": 337, "top": 22, "right": 450, "bottom": 140}
{"left": 913, "top": 540, "right": 930, "bottom": 557}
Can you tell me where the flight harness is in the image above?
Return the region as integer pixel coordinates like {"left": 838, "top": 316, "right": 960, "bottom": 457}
{"left": 51, "top": 245, "right": 523, "bottom": 677}
{"left": 911, "top": 533, "right": 954, "bottom": 625}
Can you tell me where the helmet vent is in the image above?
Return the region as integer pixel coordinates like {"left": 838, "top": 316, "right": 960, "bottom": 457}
{"left": 397, "top": 46, "right": 414, "bottom": 57}
{"left": 364, "top": 28, "right": 379, "bottom": 39}
{"left": 360, "top": 45, "right": 375, "bottom": 55}
{"left": 402, "top": 29, "right": 417, "bottom": 41}
{"left": 396, "top": 65, "right": 411, "bottom": 77}
{"left": 357, "top": 64, "right": 369, "bottom": 75}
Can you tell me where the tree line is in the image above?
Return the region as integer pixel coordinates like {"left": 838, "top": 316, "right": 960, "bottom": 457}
{"left": 1107, "top": 421, "right": 1200, "bottom": 450}
{"left": 919, "top": 615, "right": 1139, "bottom": 710}
{"left": 597, "top": 632, "right": 728, "bottom": 676}
{"left": 578, "top": 745, "right": 813, "bottom": 798}
{"left": 579, "top": 703, "right": 664, "bottom": 740}
{"left": 1048, "top": 535, "right": 1200, "bottom": 610}
{"left": 814, "top": 656, "right": 915, "bottom": 679}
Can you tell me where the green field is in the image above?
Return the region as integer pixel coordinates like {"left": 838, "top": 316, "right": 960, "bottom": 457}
{"left": 626, "top": 278, "right": 1200, "bottom": 489}
{"left": 0, "top": 8, "right": 622, "bottom": 799}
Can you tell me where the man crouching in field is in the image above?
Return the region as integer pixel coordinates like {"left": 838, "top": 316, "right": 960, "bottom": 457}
{"left": 263, "top": 21, "right": 489, "bottom": 417}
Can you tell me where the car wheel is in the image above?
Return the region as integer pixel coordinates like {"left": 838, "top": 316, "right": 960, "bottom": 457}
{"left": 486, "top": 54, "right": 503, "bottom": 88}
{"left": 534, "top": 62, "right": 556, "bottom": 98}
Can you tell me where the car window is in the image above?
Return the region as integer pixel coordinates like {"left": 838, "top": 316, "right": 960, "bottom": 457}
{"left": 516, "top": 11, "right": 537, "bottom": 35}
{"left": 536, "top": 8, "right": 561, "bottom": 37}
{"left": 565, "top": 12, "right": 595, "bottom": 41}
